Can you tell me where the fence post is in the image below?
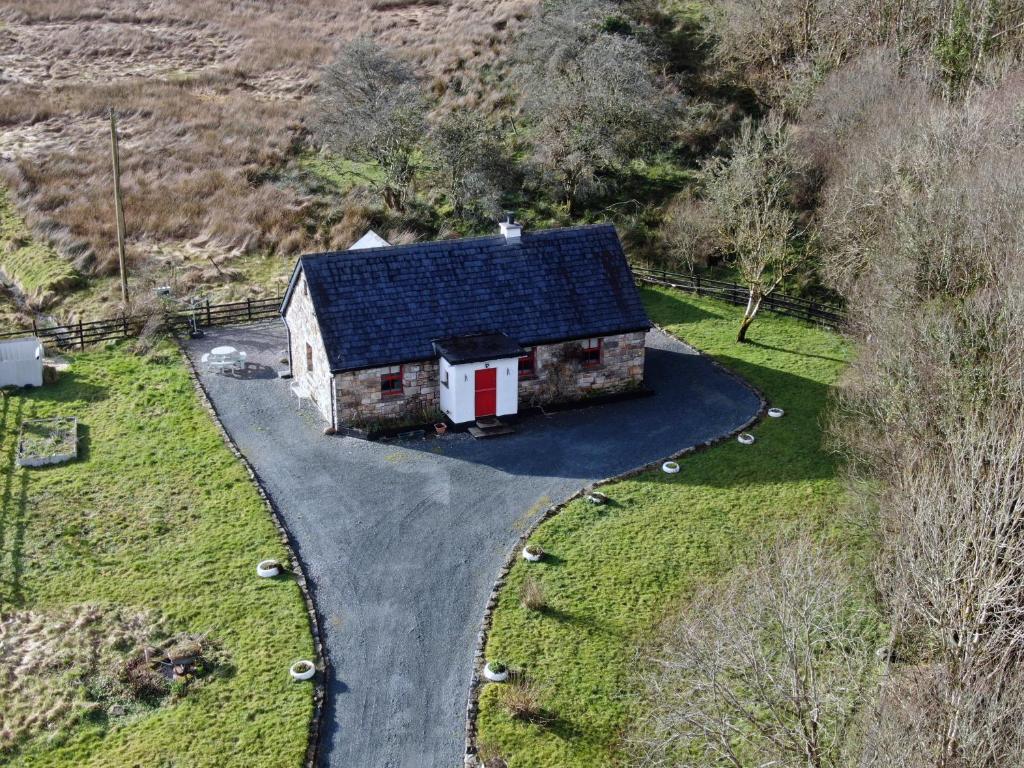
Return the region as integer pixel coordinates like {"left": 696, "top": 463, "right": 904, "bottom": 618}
{"left": 206, "top": 297, "right": 211, "bottom": 327}
{"left": 32, "top": 319, "right": 37, "bottom": 335}
{"left": 247, "top": 298, "right": 252, "bottom": 321}
{"left": 695, "top": 274, "right": 700, "bottom": 296}
{"left": 808, "top": 301, "right": 816, "bottom": 323}
{"left": 78, "top": 319, "right": 85, "bottom": 350}
{"left": 123, "top": 315, "right": 129, "bottom": 338}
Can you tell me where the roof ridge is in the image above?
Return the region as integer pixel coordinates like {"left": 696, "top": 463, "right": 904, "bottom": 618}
{"left": 296, "top": 222, "right": 617, "bottom": 264}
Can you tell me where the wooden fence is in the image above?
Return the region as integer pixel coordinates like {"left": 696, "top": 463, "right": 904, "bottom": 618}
{"left": 0, "top": 266, "right": 844, "bottom": 350}
{"left": 632, "top": 266, "right": 845, "bottom": 329}
{"left": 0, "top": 295, "right": 285, "bottom": 350}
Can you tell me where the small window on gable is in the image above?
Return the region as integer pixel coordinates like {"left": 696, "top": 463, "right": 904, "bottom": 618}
{"left": 305, "top": 342, "right": 314, "bottom": 372}
{"left": 381, "top": 365, "right": 403, "bottom": 397}
{"left": 518, "top": 347, "right": 536, "bottom": 379}
{"left": 581, "top": 337, "right": 602, "bottom": 368}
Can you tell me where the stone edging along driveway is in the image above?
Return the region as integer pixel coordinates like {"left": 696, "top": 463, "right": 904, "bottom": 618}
{"left": 182, "top": 322, "right": 761, "bottom": 768}
{"left": 461, "top": 325, "right": 767, "bottom": 766}
{"left": 177, "top": 341, "right": 329, "bottom": 768}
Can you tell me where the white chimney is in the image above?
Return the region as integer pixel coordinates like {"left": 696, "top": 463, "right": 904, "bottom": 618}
{"left": 499, "top": 211, "right": 522, "bottom": 242}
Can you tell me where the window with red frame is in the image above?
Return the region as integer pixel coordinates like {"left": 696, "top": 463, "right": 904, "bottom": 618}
{"left": 581, "top": 337, "right": 602, "bottom": 368}
{"left": 518, "top": 347, "right": 536, "bottom": 379}
{"left": 380, "top": 365, "right": 403, "bottom": 396}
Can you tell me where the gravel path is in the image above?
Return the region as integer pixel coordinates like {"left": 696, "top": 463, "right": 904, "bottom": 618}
{"left": 184, "top": 323, "right": 760, "bottom": 768}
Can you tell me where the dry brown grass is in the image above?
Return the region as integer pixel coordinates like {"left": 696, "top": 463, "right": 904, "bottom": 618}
{"left": 519, "top": 576, "right": 547, "bottom": 612}
{"left": 0, "top": 0, "right": 535, "bottom": 311}
{"left": 0, "top": 604, "right": 167, "bottom": 753}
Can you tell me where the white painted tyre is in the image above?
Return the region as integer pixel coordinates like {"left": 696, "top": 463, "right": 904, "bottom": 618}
{"left": 522, "top": 547, "right": 543, "bottom": 562}
{"left": 662, "top": 461, "right": 680, "bottom": 474}
{"left": 737, "top": 433, "right": 756, "bottom": 445}
{"left": 256, "top": 559, "right": 281, "bottom": 578}
{"left": 483, "top": 663, "right": 509, "bottom": 682}
{"left": 290, "top": 660, "right": 316, "bottom": 681}
{"left": 768, "top": 407, "right": 785, "bottom": 418}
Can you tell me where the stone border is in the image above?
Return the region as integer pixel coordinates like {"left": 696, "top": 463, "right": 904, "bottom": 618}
{"left": 462, "top": 325, "right": 768, "bottom": 766}
{"left": 177, "top": 342, "right": 328, "bottom": 768}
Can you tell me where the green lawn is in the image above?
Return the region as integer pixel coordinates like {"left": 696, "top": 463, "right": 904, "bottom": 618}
{"left": 0, "top": 343, "right": 312, "bottom": 767}
{"left": 476, "top": 286, "right": 852, "bottom": 766}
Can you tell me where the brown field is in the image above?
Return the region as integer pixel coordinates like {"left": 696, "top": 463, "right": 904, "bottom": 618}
{"left": 0, "top": 0, "right": 533, "bottom": 318}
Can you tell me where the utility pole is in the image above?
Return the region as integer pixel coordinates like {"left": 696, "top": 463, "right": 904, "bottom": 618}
{"left": 109, "top": 109, "right": 129, "bottom": 307}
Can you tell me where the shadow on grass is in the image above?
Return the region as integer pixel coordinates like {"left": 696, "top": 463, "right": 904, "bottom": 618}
{"left": 746, "top": 340, "right": 847, "bottom": 364}
{"left": 640, "top": 286, "right": 722, "bottom": 326}
{"left": 30, "top": 371, "right": 109, "bottom": 404}
{"left": 0, "top": 395, "right": 29, "bottom": 607}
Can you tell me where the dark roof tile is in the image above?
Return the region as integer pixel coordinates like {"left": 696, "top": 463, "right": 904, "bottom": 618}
{"left": 286, "top": 224, "right": 650, "bottom": 372}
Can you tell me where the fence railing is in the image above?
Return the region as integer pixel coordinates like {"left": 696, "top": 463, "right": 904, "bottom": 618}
{"left": 0, "top": 267, "right": 844, "bottom": 350}
{"left": 631, "top": 266, "right": 845, "bottom": 328}
{"left": 0, "top": 295, "right": 285, "bottom": 350}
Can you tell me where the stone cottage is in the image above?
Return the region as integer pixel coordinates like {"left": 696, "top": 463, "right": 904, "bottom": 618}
{"left": 280, "top": 218, "right": 651, "bottom": 431}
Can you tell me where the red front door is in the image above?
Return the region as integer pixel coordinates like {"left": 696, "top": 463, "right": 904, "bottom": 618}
{"left": 475, "top": 367, "right": 497, "bottom": 418}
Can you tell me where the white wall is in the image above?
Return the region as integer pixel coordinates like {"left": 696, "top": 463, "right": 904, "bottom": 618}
{"left": 439, "top": 356, "right": 518, "bottom": 424}
{"left": 0, "top": 338, "right": 43, "bottom": 387}
{"left": 282, "top": 269, "right": 334, "bottom": 425}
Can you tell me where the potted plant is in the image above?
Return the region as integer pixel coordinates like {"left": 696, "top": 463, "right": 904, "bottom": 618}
{"left": 662, "top": 461, "right": 680, "bottom": 474}
{"left": 521, "top": 544, "right": 544, "bottom": 562}
{"left": 483, "top": 660, "right": 509, "bottom": 682}
{"left": 256, "top": 559, "right": 281, "bottom": 578}
{"left": 768, "top": 407, "right": 785, "bottom": 418}
{"left": 290, "top": 660, "right": 316, "bottom": 681}
{"left": 737, "top": 432, "right": 756, "bottom": 445}
{"left": 435, "top": 422, "right": 447, "bottom": 436}
{"left": 586, "top": 491, "right": 609, "bottom": 505}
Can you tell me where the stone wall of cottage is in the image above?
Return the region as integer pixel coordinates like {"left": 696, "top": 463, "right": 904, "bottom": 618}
{"left": 283, "top": 270, "right": 334, "bottom": 423}
{"left": 330, "top": 331, "right": 646, "bottom": 428}
{"left": 333, "top": 360, "right": 441, "bottom": 428}
{"left": 518, "top": 331, "right": 647, "bottom": 407}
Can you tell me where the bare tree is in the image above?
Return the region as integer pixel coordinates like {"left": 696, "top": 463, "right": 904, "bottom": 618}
{"left": 313, "top": 38, "right": 427, "bottom": 211}
{"left": 514, "top": 0, "right": 676, "bottom": 212}
{"left": 703, "top": 115, "right": 802, "bottom": 342}
{"left": 635, "top": 536, "right": 877, "bottom": 768}
{"left": 817, "top": 68, "right": 1024, "bottom": 768}
{"left": 426, "top": 111, "right": 509, "bottom": 224}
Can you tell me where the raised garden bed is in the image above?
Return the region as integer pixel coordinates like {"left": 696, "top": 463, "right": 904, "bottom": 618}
{"left": 16, "top": 416, "right": 78, "bottom": 467}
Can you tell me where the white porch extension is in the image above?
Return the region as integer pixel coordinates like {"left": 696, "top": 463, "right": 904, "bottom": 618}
{"left": 434, "top": 333, "right": 523, "bottom": 425}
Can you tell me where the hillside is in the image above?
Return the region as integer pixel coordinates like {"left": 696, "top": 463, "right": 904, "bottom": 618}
{"left": 0, "top": 0, "right": 534, "bottom": 319}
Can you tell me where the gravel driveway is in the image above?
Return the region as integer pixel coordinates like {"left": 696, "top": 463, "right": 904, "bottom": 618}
{"left": 184, "top": 322, "right": 759, "bottom": 768}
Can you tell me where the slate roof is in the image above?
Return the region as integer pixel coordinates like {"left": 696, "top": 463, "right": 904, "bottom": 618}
{"left": 433, "top": 333, "right": 524, "bottom": 365}
{"left": 282, "top": 224, "right": 651, "bottom": 373}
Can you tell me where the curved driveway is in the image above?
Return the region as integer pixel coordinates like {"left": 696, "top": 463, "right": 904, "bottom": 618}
{"left": 185, "top": 323, "right": 759, "bottom": 768}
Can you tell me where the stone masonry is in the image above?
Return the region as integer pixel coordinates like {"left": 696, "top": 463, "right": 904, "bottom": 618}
{"left": 334, "top": 361, "right": 441, "bottom": 428}
{"left": 284, "top": 270, "right": 334, "bottom": 424}
{"left": 330, "top": 331, "right": 646, "bottom": 428}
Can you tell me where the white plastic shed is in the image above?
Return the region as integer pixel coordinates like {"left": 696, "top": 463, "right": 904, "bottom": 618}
{"left": 0, "top": 337, "right": 44, "bottom": 387}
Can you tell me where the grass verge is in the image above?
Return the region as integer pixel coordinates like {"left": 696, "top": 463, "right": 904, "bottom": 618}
{"left": 0, "top": 342, "right": 312, "bottom": 767}
{"left": 475, "top": 285, "right": 852, "bottom": 766}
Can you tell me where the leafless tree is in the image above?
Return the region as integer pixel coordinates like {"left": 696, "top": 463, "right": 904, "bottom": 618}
{"left": 817, "top": 67, "right": 1024, "bottom": 768}
{"left": 710, "top": 0, "right": 1024, "bottom": 105}
{"left": 635, "top": 536, "right": 877, "bottom": 768}
{"left": 426, "top": 111, "right": 509, "bottom": 224}
{"left": 703, "top": 115, "right": 803, "bottom": 342}
{"left": 313, "top": 38, "right": 427, "bottom": 211}
{"left": 514, "top": 0, "right": 676, "bottom": 212}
